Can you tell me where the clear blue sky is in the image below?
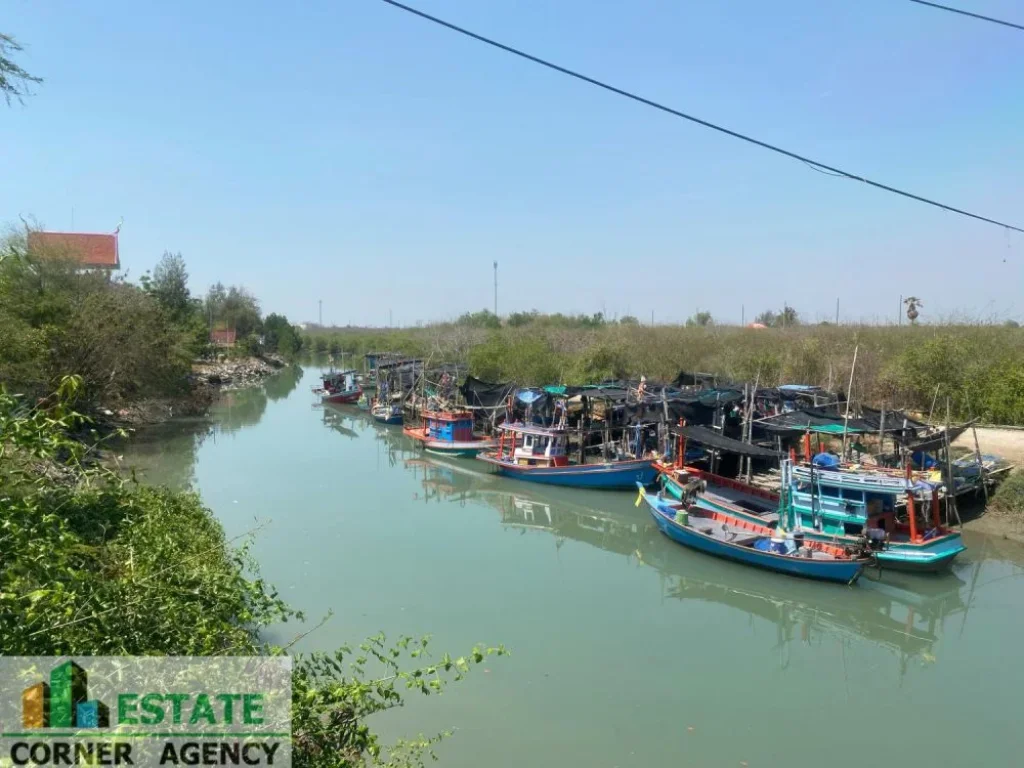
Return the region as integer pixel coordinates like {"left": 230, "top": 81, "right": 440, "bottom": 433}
{"left": 3, "top": 0, "right": 1022, "bottom": 326}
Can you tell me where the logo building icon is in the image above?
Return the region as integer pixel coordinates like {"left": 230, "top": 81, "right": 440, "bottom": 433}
{"left": 22, "top": 661, "right": 108, "bottom": 728}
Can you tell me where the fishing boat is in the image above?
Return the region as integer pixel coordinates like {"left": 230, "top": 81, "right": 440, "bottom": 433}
{"left": 657, "top": 459, "right": 965, "bottom": 572}
{"left": 636, "top": 473, "right": 871, "bottom": 584}
{"left": 403, "top": 410, "right": 498, "bottom": 457}
{"left": 357, "top": 392, "right": 371, "bottom": 411}
{"left": 372, "top": 401, "right": 404, "bottom": 425}
{"left": 476, "top": 422, "right": 657, "bottom": 489}
{"left": 319, "top": 369, "right": 362, "bottom": 404}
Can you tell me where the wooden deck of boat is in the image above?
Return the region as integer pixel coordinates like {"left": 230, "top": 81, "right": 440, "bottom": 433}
{"left": 702, "top": 484, "right": 780, "bottom": 524}
{"left": 684, "top": 509, "right": 836, "bottom": 561}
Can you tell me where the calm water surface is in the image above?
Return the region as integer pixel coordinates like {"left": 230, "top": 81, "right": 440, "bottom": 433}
{"left": 122, "top": 367, "right": 1024, "bottom": 767}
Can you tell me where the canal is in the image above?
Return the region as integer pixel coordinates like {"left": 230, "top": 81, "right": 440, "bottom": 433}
{"left": 121, "top": 366, "right": 1024, "bottom": 768}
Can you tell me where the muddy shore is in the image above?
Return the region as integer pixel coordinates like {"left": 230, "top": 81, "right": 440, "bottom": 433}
{"left": 102, "top": 355, "right": 286, "bottom": 427}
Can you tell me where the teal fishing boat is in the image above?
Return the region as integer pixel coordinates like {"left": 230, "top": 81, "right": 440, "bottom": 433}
{"left": 656, "top": 460, "right": 965, "bottom": 572}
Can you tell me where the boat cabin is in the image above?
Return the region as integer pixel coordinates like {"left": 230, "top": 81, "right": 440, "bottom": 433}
{"left": 423, "top": 411, "right": 476, "bottom": 443}
{"left": 498, "top": 424, "right": 570, "bottom": 467}
{"left": 324, "top": 370, "right": 357, "bottom": 392}
{"left": 789, "top": 465, "right": 936, "bottom": 537}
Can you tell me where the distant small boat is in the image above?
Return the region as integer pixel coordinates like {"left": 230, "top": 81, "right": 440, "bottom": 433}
{"left": 357, "top": 393, "right": 371, "bottom": 411}
{"left": 403, "top": 410, "right": 497, "bottom": 456}
{"left": 476, "top": 422, "right": 657, "bottom": 489}
{"left": 372, "top": 402, "right": 403, "bottom": 425}
{"left": 636, "top": 483, "right": 870, "bottom": 585}
{"left": 319, "top": 369, "right": 362, "bottom": 404}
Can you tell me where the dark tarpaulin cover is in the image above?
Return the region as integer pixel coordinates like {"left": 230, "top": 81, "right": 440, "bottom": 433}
{"left": 673, "top": 371, "right": 720, "bottom": 388}
{"left": 459, "top": 376, "right": 514, "bottom": 409}
{"left": 671, "top": 425, "right": 781, "bottom": 459}
{"left": 758, "top": 407, "right": 877, "bottom": 434}
{"left": 859, "top": 407, "right": 928, "bottom": 432}
{"left": 904, "top": 424, "right": 971, "bottom": 454}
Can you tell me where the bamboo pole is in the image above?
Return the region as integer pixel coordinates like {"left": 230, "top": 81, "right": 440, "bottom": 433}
{"left": 965, "top": 391, "right": 989, "bottom": 504}
{"left": 927, "top": 384, "right": 941, "bottom": 424}
{"left": 841, "top": 345, "right": 859, "bottom": 460}
{"left": 877, "top": 406, "right": 886, "bottom": 465}
{"left": 944, "top": 398, "right": 962, "bottom": 527}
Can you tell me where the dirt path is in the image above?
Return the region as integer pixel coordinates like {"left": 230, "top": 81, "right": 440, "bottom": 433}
{"left": 953, "top": 427, "right": 1024, "bottom": 466}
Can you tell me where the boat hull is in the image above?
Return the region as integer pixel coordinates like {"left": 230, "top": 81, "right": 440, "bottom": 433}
{"left": 641, "top": 489, "right": 866, "bottom": 584}
{"left": 403, "top": 428, "right": 496, "bottom": 457}
{"left": 660, "top": 469, "right": 965, "bottom": 573}
{"left": 373, "top": 413, "right": 404, "bottom": 425}
{"left": 478, "top": 455, "right": 657, "bottom": 489}
{"left": 322, "top": 388, "right": 362, "bottom": 404}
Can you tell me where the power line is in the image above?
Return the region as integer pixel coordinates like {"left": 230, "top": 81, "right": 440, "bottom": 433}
{"left": 907, "top": 0, "right": 1024, "bottom": 32}
{"left": 376, "top": 0, "right": 1024, "bottom": 234}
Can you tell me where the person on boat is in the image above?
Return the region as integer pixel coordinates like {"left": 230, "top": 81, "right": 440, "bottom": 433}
{"left": 636, "top": 376, "right": 647, "bottom": 402}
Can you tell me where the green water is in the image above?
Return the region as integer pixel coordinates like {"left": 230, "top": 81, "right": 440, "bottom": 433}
{"left": 122, "top": 367, "right": 1024, "bottom": 767}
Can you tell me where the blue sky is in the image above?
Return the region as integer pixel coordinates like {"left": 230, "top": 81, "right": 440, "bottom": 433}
{"left": 3, "top": 0, "right": 1022, "bottom": 325}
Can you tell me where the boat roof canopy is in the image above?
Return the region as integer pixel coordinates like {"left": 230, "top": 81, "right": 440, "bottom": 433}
{"left": 672, "top": 425, "right": 780, "bottom": 459}
{"left": 499, "top": 422, "right": 568, "bottom": 437}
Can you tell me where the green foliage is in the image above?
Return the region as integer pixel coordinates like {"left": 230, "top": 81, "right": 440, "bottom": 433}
{"left": 506, "top": 310, "right": 538, "bottom": 328}
{"left": 0, "top": 238, "right": 193, "bottom": 405}
{"left": 147, "top": 251, "right": 192, "bottom": 322}
{"left": 989, "top": 470, "right": 1024, "bottom": 519}
{"left": 685, "top": 311, "right": 713, "bottom": 328}
{"left": 206, "top": 282, "right": 262, "bottom": 338}
{"left": 2, "top": 382, "right": 507, "bottom": 767}
{"left": 1, "top": 32, "right": 42, "bottom": 105}
{"left": 754, "top": 306, "right": 799, "bottom": 328}
{"left": 456, "top": 309, "right": 500, "bottom": 329}
{"left": 264, "top": 313, "right": 304, "bottom": 356}
{"left": 468, "top": 334, "right": 563, "bottom": 384}
{"left": 618, "top": 315, "right": 639, "bottom": 326}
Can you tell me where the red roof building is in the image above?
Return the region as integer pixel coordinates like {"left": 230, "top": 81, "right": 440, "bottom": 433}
{"left": 27, "top": 231, "right": 120, "bottom": 269}
{"left": 210, "top": 328, "right": 237, "bottom": 346}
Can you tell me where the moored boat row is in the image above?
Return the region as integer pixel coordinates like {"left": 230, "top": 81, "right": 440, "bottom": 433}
{"left": 319, "top": 365, "right": 996, "bottom": 584}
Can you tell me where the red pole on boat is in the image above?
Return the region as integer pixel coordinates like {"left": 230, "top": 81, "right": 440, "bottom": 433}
{"left": 931, "top": 487, "right": 941, "bottom": 530}
{"left": 906, "top": 491, "right": 919, "bottom": 542}
{"left": 802, "top": 431, "right": 812, "bottom": 462}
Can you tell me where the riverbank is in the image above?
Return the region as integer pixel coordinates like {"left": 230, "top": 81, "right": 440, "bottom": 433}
{"left": 101, "top": 355, "right": 288, "bottom": 427}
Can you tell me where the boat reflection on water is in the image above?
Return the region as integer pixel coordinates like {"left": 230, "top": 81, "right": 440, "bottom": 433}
{"left": 402, "top": 452, "right": 974, "bottom": 671}
{"left": 321, "top": 404, "right": 363, "bottom": 440}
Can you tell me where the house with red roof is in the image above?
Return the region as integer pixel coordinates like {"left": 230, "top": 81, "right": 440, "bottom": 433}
{"left": 27, "top": 231, "right": 120, "bottom": 270}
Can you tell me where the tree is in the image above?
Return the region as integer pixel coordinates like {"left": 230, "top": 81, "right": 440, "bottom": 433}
{"left": 753, "top": 306, "right": 799, "bottom": 328}
{"left": 619, "top": 315, "right": 639, "bottom": 325}
{"left": 685, "top": 311, "right": 713, "bottom": 327}
{"left": 206, "top": 283, "right": 261, "bottom": 338}
{"left": 148, "top": 252, "right": 192, "bottom": 321}
{"left": 263, "top": 313, "right": 302, "bottom": 356}
{"left": 456, "top": 309, "right": 501, "bottom": 329}
{"left": 1, "top": 33, "right": 42, "bottom": 105}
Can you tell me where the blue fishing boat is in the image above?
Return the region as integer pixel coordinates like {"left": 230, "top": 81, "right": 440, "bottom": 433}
{"left": 476, "top": 422, "right": 657, "bottom": 489}
{"left": 372, "top": 401, "right": 404, "bottom": 425}
{"left": 403, "top": 410, "right": 498, "bottom": 456}
{"left": 656, "top": 459, "right": 964, "bottom": 572}
{"left": 636, "top": 478, "right": 870, "bottom": 584}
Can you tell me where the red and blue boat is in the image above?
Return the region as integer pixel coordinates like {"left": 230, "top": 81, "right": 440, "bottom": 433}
{"left": 636, "top": 476, "right": 871, "bottom": 584}
{"left": 318, "top": 369, "right": 362, "bottom": 404}
{"left": 403, "top": 410, "right": 498, "bottom": 457}
{"left": 476, "top": 422, "right": 657, "bottom": 489}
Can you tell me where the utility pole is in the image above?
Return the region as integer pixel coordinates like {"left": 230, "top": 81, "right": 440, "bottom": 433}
{"left": 835, "top": 297, "right": 839, "bottom": 325}
{"left": 493, "top": 260, "right": 498, "bottom": 317}
{"left": 318, "top": 299, "right": 322, "bottom": 327}
{"left": 741, "top": 304, "right": 745, "bottom": 327}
